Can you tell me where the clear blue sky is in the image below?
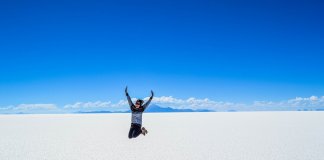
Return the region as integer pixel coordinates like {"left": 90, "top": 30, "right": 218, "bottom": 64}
{"left": 0, "top": 0, "right": 323, "bottom": 107}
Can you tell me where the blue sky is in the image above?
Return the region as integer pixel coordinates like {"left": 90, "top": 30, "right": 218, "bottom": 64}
{"left": 0, "top": 0, "right": 324, "bottom": 112}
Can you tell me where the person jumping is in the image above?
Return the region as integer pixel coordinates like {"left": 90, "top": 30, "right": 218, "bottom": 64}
{"left": 125, "top": 86, "right": 154, "bottom": 139}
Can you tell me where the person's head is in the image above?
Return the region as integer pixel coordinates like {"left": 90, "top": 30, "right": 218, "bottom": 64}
{"left": 135, "top": 99, "right": 144, "bottom": 108}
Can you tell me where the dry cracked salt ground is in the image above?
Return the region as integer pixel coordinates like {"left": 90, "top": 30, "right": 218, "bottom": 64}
{"left": 0, "top": 112, "right": 324, "bottom": 160}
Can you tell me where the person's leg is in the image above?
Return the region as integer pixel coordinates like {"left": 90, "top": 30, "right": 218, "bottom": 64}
{"left": 131, "top": 124, "right": 142, "bottom": 138}
{"left": 128, "top": 125, "right": 135, "bottom": 139}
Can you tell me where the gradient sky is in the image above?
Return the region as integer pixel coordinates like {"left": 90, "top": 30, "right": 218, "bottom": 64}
{"left": 0, "top": 0, "right": 324, "bottom": 107}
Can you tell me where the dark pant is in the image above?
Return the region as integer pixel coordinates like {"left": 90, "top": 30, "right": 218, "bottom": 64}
{"left": 128, "top": 123, "right": 142, "bottom": 139}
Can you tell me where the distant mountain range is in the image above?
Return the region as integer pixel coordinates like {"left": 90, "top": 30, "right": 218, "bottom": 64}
{"left": 77, "top": 105, "right": 212, "bottom": 114}
{"left": 145, "top": 105, "right": 212, "bottom": 112}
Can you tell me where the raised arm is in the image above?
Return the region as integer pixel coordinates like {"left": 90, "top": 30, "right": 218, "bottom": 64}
{"left": 125, "top": 86, "right": 134, "bottom": 107}
{"left": 143, "top": 90, "right": 154, "bottom": 110}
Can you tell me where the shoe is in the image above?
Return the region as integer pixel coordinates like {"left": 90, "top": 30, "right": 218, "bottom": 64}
{"left": 141, "top": 127, "right": 148, "bottom": 136}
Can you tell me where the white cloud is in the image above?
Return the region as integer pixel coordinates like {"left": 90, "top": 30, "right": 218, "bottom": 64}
{"left": 310, "top": 96, "right": 318, "bottom": 101}
{"left": 148, "top": 96, "right": 246, "bottom": 111}
{"left": 253, "top": 96, "right": 324, "bottom": 111}
{"left": 63, "top": 100, "right": 129, "bottom": 112}
{"left": 64, "top": 101, "right": 112, "bottom": 109}
{"left": 0, "top": 105, "right": 14, "bottom": 111}
{"left": 0, "top": 104, "right": 59, "bottom": 114}
{"left": 14, "top": 104, "right": 57, "bottom": 110}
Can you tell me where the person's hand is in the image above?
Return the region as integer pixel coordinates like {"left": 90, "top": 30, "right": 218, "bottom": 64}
{"left": 125, "top": 86, "right": 129, "bottom": 96}
{"left": 150, "top": 90, "right": 154, "bottom": 99}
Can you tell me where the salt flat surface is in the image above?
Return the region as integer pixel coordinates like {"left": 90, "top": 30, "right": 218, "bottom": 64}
{"left": 0, "top": 112, "right": 324, "bottom": 160}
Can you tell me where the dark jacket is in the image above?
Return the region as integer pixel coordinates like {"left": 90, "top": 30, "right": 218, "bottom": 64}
{"left": 126, "top": 94, "right": 152, "bottom": 125}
